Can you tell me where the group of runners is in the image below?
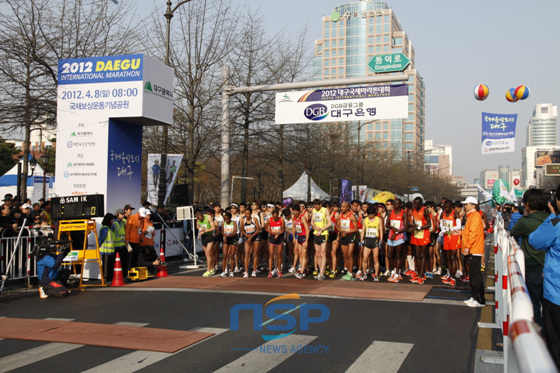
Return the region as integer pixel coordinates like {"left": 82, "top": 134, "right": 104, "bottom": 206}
{"left": 194, "top": 196, "right": 490, "bottom": 284}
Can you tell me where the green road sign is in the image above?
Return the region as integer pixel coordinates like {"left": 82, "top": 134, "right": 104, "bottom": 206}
{"left": 367, "top": 53, "right": 410, "bottom": 73}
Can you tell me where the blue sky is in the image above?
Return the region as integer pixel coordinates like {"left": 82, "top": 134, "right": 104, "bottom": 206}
{"left": 151, "top": 0, "right": 560, "bottom": 183}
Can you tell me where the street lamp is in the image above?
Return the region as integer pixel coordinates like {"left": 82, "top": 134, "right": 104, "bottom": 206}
{"left": 158, "top": 0, "right": 193, "bottom": 207}
{"left": 40, "top": 153, "right": 49, "bottom": 200}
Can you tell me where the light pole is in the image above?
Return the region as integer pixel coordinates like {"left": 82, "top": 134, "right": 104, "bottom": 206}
{"left": 40, "top": 153, "right": 49, "bottom": 200}
{"left": 17, "top": 157, "right": 37, "bottom": 200}
{"left": 158, "top": 0, "right": 193, "bottom": 207}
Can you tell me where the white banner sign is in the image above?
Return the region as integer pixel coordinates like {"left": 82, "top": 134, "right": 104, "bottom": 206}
{"left": 147, "top": 153, "right": 183, "bottom": 206}
{"left": 275, "top": 84, "right": 408, "bottom": 124}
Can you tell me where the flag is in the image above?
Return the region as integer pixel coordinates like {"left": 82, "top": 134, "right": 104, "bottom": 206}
{"left": 476, "top": 183, "right": 493, "bottom": 201}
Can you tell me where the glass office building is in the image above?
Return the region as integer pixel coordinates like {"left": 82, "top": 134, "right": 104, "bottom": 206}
{"left": 526, "top": 103, "right": 558, "bottom": 146}
{"left": 312, "top": 1, "right": 425, "bottom": 163}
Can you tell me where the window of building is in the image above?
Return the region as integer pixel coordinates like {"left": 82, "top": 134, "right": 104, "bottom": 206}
{"left": 376, "top": 36, "right": 381, "bottom": 43}
{"left": 405, "top": 123, "right": 413, "bottom": 131}
{"left": 383, "top": 142, "right": 389, "bottom": 149}
{"left": 408, "top": 103, "right": 414, "bottom": 111}
{"left": 392, "top": 48, "right": 402, "bottom": 52}
{"left": 368, "top": 46, "right": 374, "bottom": 54}
{"left": 369, "top": 36, "right": 374, "bottom": 44}
{"left": 325, "top": 51, "right": 330, "bottom": 57}
{"left": 383, "top": 122, "right": 388, "bottom": 130}
{"left": 404, "top": 133, "right": 413, "bottom": 140}
{"left": 332, "top": 49, "right": 337, "bottom": 56}
{"left": 332, "top": 40, "right": 337, "bottom": 47}
{"left": 383, "top": 45, "right": 389, "bottom": 52}
{"left": 331, "top": 68, "right": 336, "bottom": 75}
{"left": 339, "top": 58, "right": 344, "bottom": 64}
{"left": 324, "top": 41, "right": 330, "bottom": 48}
{"left": 393, "top": 37, "right": 403, "bottom": 45}
{"left": 404, "top": 143, "right": 414, "bottom": 150}
{"left": 384, "top": 23, "right": 389, "bottom": 32}
{"left": 384, "top": 15, "right": 389, "bottom": 23}
{"left": 408, "top": 114, "right": 414, "bottom": 121}
{"left": 324, "top": 60, "right": 330, "bottom": 67}
{"left": 368, "top": 133, "right": 373, "bottom": 140}
{"left": 325, "top": 30, "right": 330, "bottom": 38}
{"left": 376, "top": 46, "right": 381, "bottom": 53}
{"left": 376, "top": 122, "right": 381, "bottom": 130}
{"left": 383, "top": 35, "right": 389, "bottom": 42}
{"left": 375, "top": 132, "right": 381, "bottom": 140}
{"left": 339, "top": 68, "right": 344, "bottom": 75}
{"left": 324, "top": 69, "right": 329, "bottom": 75}
{"left": 368, "top": 123, "right": 373, "bottom": 131}
{"left": 376, "top": 24, "right": 381, "bottom": 33}
{"left": 383, "top": 132, "right": 388, "bottom": 139}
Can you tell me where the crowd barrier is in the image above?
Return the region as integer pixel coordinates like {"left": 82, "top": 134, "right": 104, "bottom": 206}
{"left": 490, "top": 215, "right": 557, "bottom": 373}
{"left": 0, "top": 228, "right": 38, "bottom": 285}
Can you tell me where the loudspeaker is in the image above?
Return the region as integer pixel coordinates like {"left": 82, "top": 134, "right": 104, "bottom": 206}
{"left": 51, "top": 194, "right": 105, "bottom": 220}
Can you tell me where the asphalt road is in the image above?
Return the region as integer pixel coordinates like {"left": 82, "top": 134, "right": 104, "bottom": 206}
{"left": 0, "top": 285, "right": 482, "bottom": 373}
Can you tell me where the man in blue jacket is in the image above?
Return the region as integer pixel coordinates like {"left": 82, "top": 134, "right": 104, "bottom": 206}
{"left": 528, "top": 184, "right": 560, "bottom": 368}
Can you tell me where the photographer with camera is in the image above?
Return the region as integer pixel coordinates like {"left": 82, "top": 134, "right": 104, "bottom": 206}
{"left": 35, "top": 238, "right": 71, "bottom": 299}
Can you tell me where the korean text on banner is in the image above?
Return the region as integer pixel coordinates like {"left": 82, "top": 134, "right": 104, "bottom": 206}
{"left": 275, "top": 84, "right": 408, "bottom": 124}
{"left": 481, "top": 112, "right": 517, "bottom": 155}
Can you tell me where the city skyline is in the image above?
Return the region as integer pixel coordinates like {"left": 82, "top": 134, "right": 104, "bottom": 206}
{"left": 227, "top": 0, "right": 560, "bottom": 183}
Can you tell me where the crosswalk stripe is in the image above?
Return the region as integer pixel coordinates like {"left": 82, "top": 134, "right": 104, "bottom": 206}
{"left": 345, "top": 341, "right": 413, "bottom": 372}
{"left": 113, "top": 322, "right": 150, "bottom": 327}
{"left": 82, "top": 327, "right": 228, "bottom": 373}
{"left": 0, "top": 342, "right": 83, "bottom": 371}
{"left": 215, "top": 334, "right": 317, "bottom": 373}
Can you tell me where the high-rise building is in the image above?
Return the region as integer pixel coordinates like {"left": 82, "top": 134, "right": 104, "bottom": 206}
{"left": 311, "top": 1, "right": 425, "bottom": 163}
{"left": 424, "top": 140, "right": 452, "bottom": 178}
{"left": 526, "top": 103, "right": 558, "bottom": 146}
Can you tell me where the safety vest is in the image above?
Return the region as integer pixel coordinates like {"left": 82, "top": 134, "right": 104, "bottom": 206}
{"left": 113, "top": 220, "right": 126, "bottom": 246}
{"left": 99, "top": 225, "right": 117, "bottom": 255}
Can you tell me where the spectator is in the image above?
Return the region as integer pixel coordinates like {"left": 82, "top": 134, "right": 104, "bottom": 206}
{"left": 528, "top": 184, "right": 560, "bottom": 368}
{"left": 508, "top": 204, "right": 522, "bottom": 231}
{"left": 125, "top": 207, "right": 144, "bottom": 268}
{"left": 0, "top": 204, "right": 16, "bottom": 237}
{"left": 510, "top": 189, "right": 549, "bottom": 326}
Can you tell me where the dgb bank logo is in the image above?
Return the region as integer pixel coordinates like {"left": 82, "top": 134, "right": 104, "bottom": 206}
{"left": 304, "top": 104, "right": 328, "bottom": 121}
{"left": 230, "top": 293, "right": 330, "bottom": 341}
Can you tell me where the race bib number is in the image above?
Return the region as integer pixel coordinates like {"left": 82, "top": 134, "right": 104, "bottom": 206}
{"left": 390, "top": 220, "right": 400, "bottom": 229}
{"left": 366, "top": 228, "right": 378, "bottom": 238}
{"left": 245, "top": 225, "right": 255, "bottom": 234}
{"left": 414, "top": 220, "right": 423, "bottom": 239}
{"left": 295, "top": 224, "right": 303, "bottom": 234}
{"left": 225, "top": 226, "right": 234, "bottom": 234}
{"left": 314, "top": 213, "right": 322, "bottom": 222}
{"left": 271, "top": 226, "right": 281, "bottom": 233}
{"left": 443, "top": 220, "right": 453, "bottom": 228}
{"left": 340, "top": 219, "right": 350, "bottom": 230}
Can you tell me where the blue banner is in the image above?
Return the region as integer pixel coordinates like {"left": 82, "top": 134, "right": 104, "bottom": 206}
{"left": 58, "top": 54, "right": 144, "bottom": 85}
{"left": 481, "top": 112, "right": 517, "bottom": 154}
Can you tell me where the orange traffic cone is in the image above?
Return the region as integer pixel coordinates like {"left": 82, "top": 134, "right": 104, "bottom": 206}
{"left": 110, "top": 252, "right": 125, "bottom": 287}
{"left": 156, "top": 246, "right": 169, "bottom": 278}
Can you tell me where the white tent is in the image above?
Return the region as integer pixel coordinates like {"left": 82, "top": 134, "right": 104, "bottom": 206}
{"left": 0, "top": 159, "right": 51, "bottom": 202}
{"left": 283, "top": 172, "right": 330, "bottom": 201}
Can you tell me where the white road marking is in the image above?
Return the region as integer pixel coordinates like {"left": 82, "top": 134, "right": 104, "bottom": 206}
{"left": 215, "top": 334, "right": 317, "bottom": 373}
{"left": 346, "top": 341, "right": 413, "bottom": 372}
{"left": 0, "top": 342, "right": 83, "bottom": 371}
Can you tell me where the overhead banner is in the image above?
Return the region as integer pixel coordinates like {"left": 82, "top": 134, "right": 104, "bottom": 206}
{"left": 146, "top": 153, "right": 183, "bottom": 206}
{"left": 275, "top": 84, "right": 408, "bottom": 124}
{"left": 481, "top": 112, "right": 517, "bottom": 155}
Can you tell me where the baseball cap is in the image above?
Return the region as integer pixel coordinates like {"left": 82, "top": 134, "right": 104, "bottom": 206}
{"left": 139, "top": 207, "right": 148, "bottom": 217}
{"left": 461, "top": 197, "right": 479, "bottom": 205}
{"left": 124, "top": 204, "right": 135, "bottom": 210}
{"left": 115, "top": 208, "right": 125, "bottom": 215}
{"left": 21, "top": 203, "right": 32, "bottom": 209}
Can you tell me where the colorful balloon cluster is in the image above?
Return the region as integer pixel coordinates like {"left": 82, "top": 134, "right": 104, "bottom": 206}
{"left": 506, "top": 85, "right": 530, "bottom": 102}
{"left": 473, "top": 84, "right": 531, "bottom": 102}
{"left": 282, "top": 197, "right": 293, "bottom": 205}
{"left": 473, "top": 84, "right": 489, "bottom": 101}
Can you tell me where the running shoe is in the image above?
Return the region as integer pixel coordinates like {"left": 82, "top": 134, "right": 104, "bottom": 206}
{"left": 405, "top": 269, "right": 414, "bottom": 277}
{"left": 342, "top": 272, "right": 353, "bottom": 281}
{"left": 449, "top": 278, "right": 456, "bottom": 287}
{"left": 221, "top": 271, "right": 228, "bottom": 278}
{"left": 435, "top": 267, "right": 442, "bottom": 275}
{"left": 461, "top": 276, "right": 470, "bottom": 283}
{"left": 272, "top": 268, "right": 279, "bottom": 276}
{"left": 455, "top": 270, "right": 463, "bottom": 279}
{"left": 288, "top": 267, "right": 296, "bottom": 273}
{"left": 383, "top": 270, "right": 391, "bottom": 277}
{"left": 481, "top": 264, "right": 486, "bottom": 272}
{"left": 441, "top": 274, "right": 450, "bottom": 281}
{"left": 398, "top": 274, "right": 402, "bottom": 280}
{"left": 425, "top": 272, "right": 433, "bottom": 280}
{"left": 359, "top": 274, "right": 367, "bottom": 281}
{"left": 277, "top": 272, "right": 283, "bottom": 278}
{"left": 313, "top": 269, "right": 319, "bottom": 276}
{"left": 210, "top": 270, "right": 216, "bottom": 276}
{"left": 295, "top": 272, "right": 303, "bottom": 279}
{"left": 410, "top": 277, "right": 419, "bottom": 283}
{"left": 234, "top": 267, "right": 241, "bottom": 273}
{"left": 373, "top": 275, "right": 379, "bottom": 282}
{"left": 387, "top": 274, "right": 395, "bottom": 283}
{"left": 442, "top": 277, "right": 451, "bottom": 284}
{"left": 464, "top": 297, "right": 474, "bottom": 304}
{"left": 268, "top": 272, "right": 273, "bottom": 279}
{"left": 317, "top": 274, "right": 325, "bottom": 281}
{"left": 202, "top": 271, "right": 211, "bottom": 277}
{"left": 329, "top": 272, "right": 336, "bottom": 279}
{"left": 243, "top": 271, "right": 249, "bottom": 278}
{"left": 324, "top": 268, "right": 331, "bottom": 276}
{"left": 467, "top": 300, "right": 485, "bottom": 308}
{"left": 416, "top": 277, "right": 424, "bottom": 285}
{"left": 356, "top": 270, "right": 362, "bottom": 279}
{"left": 39, "top": 287, "right": 48, "bottom": 299}
{"left": 251, "top": 271, "right": 257, "bottom": 278}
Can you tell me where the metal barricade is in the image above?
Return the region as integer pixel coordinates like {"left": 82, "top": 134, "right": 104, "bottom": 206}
{"left": 490, "top": 215, "right": 557, "bottom": 373}
{"left": 0, "top": 229, "right": 38, "bottom": 283}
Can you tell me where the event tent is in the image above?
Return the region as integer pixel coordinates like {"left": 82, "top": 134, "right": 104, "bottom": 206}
{"left": 283, "top": 172, "right": 330, "bottom": 201}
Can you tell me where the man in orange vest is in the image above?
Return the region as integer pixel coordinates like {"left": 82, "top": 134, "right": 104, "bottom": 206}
{"left": 125, "top": 207, "right": 145, "bottom": 268}
{"left": 457, "top": 197, "right": 486, "bottom": 307}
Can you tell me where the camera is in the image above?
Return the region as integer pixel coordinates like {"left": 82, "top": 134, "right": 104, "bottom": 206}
{"left": 31, "top": 236, "right": 72, "bottom": 257}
